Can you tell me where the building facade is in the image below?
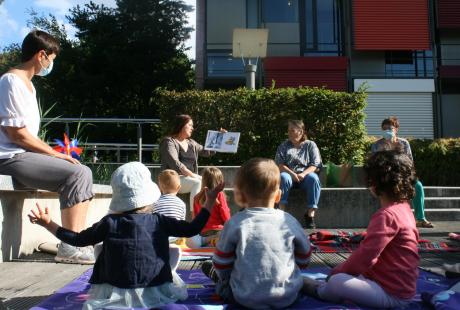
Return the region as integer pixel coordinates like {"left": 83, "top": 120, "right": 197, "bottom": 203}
{"left": 196, "top": 0, "right": 460, "bottom": 138}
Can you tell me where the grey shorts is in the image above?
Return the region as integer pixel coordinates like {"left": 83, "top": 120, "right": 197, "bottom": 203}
{"left": 0, "top": 152, "right": 94, "bottom": 209}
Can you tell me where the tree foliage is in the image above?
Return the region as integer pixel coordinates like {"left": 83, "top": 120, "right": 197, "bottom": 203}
{"left": 1, "top": 0, "right": 194, "bottom": 119}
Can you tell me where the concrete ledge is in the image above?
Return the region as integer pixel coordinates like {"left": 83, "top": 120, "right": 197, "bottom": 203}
{"left": 180, "top": 187, "right": 380, "bottom": 228}
{"left": 0, "top": 175, "right": 112, "bottom": 262}
{"left": 150, "top": 166, "right": 331, "bottom": 188}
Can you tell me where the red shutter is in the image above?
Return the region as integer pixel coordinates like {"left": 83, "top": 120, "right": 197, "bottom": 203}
{"left": 438, "top": 0, "right": 460, "bottom": 28}
{"left": 263, "top": 57, "right": 348, "bottom": 91}
{"left": 353, "top": 0, "right": 430, "bottom": 50}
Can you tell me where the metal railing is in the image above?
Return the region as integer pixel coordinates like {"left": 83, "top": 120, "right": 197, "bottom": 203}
{"left": 41, "top": 118, "right": 161, "bottom": 163}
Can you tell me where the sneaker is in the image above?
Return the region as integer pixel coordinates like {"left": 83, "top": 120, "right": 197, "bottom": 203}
{"left": 201, "top": 260, "right": 219, "bottom": 283}
{"left": 55, "top": 243, "right": 95, "bottom": 265}
{"left": 304, "top": 215, "right": 316, "bottom": 229}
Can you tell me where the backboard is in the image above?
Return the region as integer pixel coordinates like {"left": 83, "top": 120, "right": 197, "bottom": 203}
{"left": 232, "top": 28, "right": 269, "bottom": 58}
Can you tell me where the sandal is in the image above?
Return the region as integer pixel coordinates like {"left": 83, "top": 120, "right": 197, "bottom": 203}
{"left": 416, "top": 220, "right": 434, "bottom": 228}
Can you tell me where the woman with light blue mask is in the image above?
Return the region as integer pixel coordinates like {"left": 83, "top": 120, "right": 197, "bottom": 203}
{"left": 370, "top": 116, "right": 433, "bottom": 228}
{"left": 0, "top": 30, "right": 96, "bottom": 263}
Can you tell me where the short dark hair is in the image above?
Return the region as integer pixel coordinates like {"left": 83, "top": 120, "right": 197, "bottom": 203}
{"left": 170, "top": 114, "right": 193, "bottom": 137}
{"left": 381, "top": 116, "right": 400, "bottom": 129}
{"left": 21, "top": 30, "right": 60, "bottom": 62}
{"left": 364, "top": 150, "right": 416, "bottom": 202}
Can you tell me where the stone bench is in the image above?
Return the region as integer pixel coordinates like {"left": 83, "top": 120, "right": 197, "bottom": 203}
{"left": 179, "top": 187, "right": 380, "bottom": 228}
{"left": 0, "top": 175, "right": 112, "bottom": 263}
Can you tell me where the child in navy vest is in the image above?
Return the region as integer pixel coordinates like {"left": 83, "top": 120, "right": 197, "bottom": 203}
{"left": 29, "top": 161, "right": 224, "bottom": 309}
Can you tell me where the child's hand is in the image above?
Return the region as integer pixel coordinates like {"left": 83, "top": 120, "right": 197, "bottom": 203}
{"left": 203, "top": 182, "right": 225, "bottom": 211}
{"left": 28, "top": 203, "right": 52, "bottom": 227}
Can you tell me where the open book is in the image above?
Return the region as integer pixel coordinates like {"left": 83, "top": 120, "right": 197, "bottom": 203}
{"left": 204, "top": 130, "right": 240, "bottom": 153}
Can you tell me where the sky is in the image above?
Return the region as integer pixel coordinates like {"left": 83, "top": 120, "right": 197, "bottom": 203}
{"left": 0, "top": 0, "right": 197, "bottom": 59}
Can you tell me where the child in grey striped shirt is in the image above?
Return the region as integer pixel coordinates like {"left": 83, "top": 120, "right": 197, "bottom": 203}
{"left": 153, "top": 169, "right": 187, "bottom": 271}
{"left": 153, "top": 169, "right": 186, "bottom": 221}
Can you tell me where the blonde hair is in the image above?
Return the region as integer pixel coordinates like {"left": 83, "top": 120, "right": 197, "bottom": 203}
{"left": 199, "top": 167, "right": 225, "bottom": 204}
{"left": 158, "top": 169, "right": 180, "bottom": 194}
{"left": 235, "top": 158, "right": 280, "bottom": 203}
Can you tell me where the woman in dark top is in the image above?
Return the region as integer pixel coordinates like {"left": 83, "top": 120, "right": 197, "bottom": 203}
{"left": 160, "top": 114, "right": 215, "bottom": 209}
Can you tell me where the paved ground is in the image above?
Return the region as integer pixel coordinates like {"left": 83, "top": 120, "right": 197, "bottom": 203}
{"left": 0, "top": 221, "right": 458, "bottom": 309}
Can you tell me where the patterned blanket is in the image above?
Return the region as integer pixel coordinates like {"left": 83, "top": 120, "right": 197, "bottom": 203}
{"left": 31, "top": 268, "right": 460, "bottom": 309}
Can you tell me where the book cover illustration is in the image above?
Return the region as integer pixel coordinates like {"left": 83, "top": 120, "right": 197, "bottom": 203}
{"left": 204, "top": 130, "right": 240, "bottom": 153}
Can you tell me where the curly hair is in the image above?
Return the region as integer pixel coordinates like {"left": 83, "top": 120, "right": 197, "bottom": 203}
{"left": 364, "top": 150, "right": 416, "bottom": 202}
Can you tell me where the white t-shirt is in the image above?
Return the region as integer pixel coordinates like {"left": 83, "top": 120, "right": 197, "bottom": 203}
{"left": 0, "top": 73, "right": 40, "bottom": 159}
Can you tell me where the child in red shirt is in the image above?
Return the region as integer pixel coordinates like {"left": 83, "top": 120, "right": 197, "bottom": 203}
{"left": 304, "top": 150, "right": 419, "bottom": 308}
{"left": 187, "top": 167, "right": 230, "bottom": 247}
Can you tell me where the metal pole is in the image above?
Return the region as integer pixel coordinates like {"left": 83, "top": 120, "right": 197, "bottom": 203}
{"left": 245, "top": 59, "right": 257, "bottom": 90}
{"left": 137, "top": 124, "right": 142, "bottom": 162}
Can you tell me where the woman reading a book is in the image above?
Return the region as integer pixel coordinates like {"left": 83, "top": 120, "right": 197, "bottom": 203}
{"left": 275, "top": 119, "right": 322, "bottom": 229}
{"left": 160, "top": 114, "right": 216, "bottom": 209}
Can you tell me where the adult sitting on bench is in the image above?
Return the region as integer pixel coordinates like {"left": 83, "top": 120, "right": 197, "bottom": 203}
{"left": 275, "top": 119, "right": 322, "bottom": 229}
{"left": 0, "top": 30, "right": 95, "bottom": 264}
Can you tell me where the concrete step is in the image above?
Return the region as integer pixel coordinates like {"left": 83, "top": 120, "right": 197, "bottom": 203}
{"left": 182, "top": 188, "right": 381, "bottom": 228}
{"left": 424, "top": 209, "right": 460, "bottom": 221}
{"left": 180, "top": 188, "right": 460, "bottom": 229}
{"left": 424, "top": 187, "right": 460, "bottom": 197}
{"left": 424, "top": 197, "right": 460, "bottom": 209}
{"left": 150, "top": 166, "right": 460, "bottom": 194}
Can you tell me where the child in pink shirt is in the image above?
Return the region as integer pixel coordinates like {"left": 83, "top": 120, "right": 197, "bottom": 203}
{"left": 303, "top": 150, "right": 420, "bottom": 308}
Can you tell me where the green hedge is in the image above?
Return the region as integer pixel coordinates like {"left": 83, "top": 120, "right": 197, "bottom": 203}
{"left": 365, "top": 137, "right": 460, "bottom": 186}
{"left": 409, "top": 139, "right": 460, "bottom": 186}
{"left": 157, "top": 87, "right": 368, "bottom": 165}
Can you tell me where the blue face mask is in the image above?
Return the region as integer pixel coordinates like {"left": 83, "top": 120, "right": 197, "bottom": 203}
{"left": 382, "top": 130, "right": 394, "bottom": 140}
{"left": 37, "top": 53, "right": 54, "bottom": 77}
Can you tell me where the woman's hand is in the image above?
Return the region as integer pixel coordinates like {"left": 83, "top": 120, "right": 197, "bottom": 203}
{"left": 219, "top": 128, "right": 228, "bottom": 133}
{"left": 290, "top": 171, "right": 300, "bottom": 183}
{"left": 54, "top": 152, "right": 81, "bottom": 165}
{"left": 28, "top": 203, "right": 51, "bottom": 226}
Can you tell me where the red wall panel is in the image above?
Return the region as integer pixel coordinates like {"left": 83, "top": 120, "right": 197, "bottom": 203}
{"left": 438, "top": 0, "right": 460, "bottom": 28}
{"left": 263, "top": 57, "right": 348, "bottom": 91}
{"left": 353, "top": 0, "right": 430, "bottom": 50}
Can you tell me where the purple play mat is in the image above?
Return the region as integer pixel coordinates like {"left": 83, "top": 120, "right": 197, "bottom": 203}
{"left": 31, "top": 267, "right": 459, "bottom": 309}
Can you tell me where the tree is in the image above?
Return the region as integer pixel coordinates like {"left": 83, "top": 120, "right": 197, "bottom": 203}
{"left": 1, "top": 1, "right": 194, "bottom": 148}
{"left": 2, "top": 1, "right": 194, "bottom": 118}
{"left": 64, "top": 0, "right": 194, "bottom": 117}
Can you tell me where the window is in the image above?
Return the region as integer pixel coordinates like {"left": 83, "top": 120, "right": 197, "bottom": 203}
{"left": 385, "top": 51, "right": 433, "bottom": 77}
{"left": 207, "top": 52, "right": 257, "bottom": 78}
{"left": 304, "top": 0, "right": 341, "bottom": 55}
{"left": 262, "top": 0, "right": 299, "bottom": 23}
